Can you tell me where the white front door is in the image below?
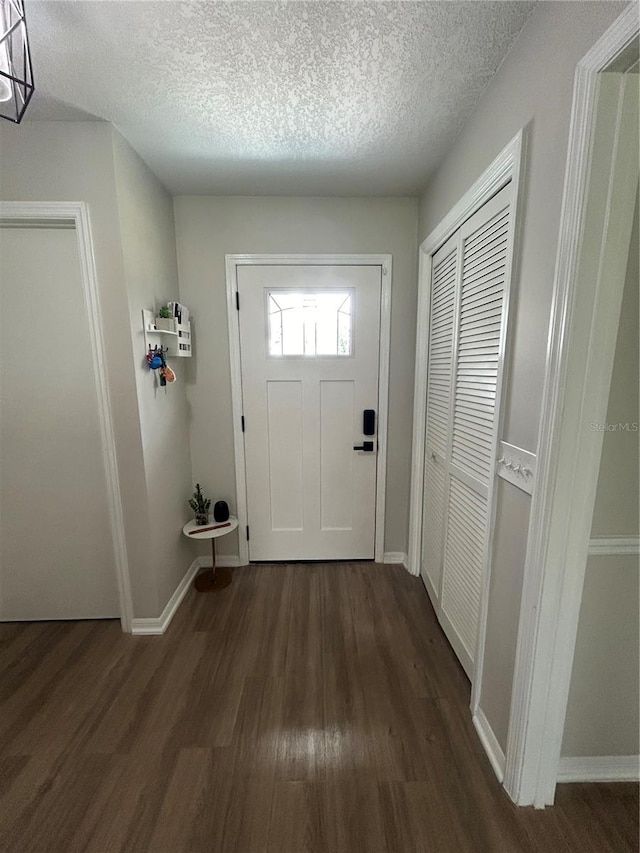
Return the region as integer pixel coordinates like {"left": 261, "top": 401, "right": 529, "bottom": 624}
{"left": 237, "top": 264, "right": 382, "bottom": 561}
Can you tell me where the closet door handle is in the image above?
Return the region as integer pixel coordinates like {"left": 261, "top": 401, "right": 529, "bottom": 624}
{"left": 353, "top": 441, "right": 375, "bottom": 452}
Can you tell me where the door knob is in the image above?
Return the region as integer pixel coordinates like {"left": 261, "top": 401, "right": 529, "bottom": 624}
{"left": 353, "top": 441, "right": 375, "bottom": 452}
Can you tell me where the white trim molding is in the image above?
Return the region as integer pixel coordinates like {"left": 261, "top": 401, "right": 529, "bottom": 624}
{"left": 382, "top": 551, "right": 407, "bottom": 567}
{"left": 225, "top": 253, "right": 393, "bottom": 566}
{"left": 473, "top": 708, "right": 506, "bottom": 784}
{"left": 408, "top": 130, "right": 525, "bottom": 580}
{"left": 132, "top": 557, "right": 202, "bottom": 635}
{"left": 557, "top": 755, "right": 640, "bottom": 784}
{"left": 420, "top": 568, "right": 438, "bottom": 607}
{"left": 0, "top": 201, "right": 134, "bottom": 633}
{"left": 132, "top": 556, "right": 242, "bottom": 636}
{"left": 418, "top": 137, "right": 524, "bottom": 258}
{"left": 587, "top": 536, "right": 640, "bottom": 556}
{"left": 504, "top": 6, "right": 640, "bottom": 808}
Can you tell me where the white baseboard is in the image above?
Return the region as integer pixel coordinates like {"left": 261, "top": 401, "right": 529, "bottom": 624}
{"left": 382, "top": 551, "right": 407, "bottom": 567}
{"left": 557, "top": 755, "right": 640, "bottom": 783}
{"left": 131, "top": 555, "right": 243, "bottom": 635}
{"left": 473, "top": 708, "right": 506, "bottom": 783}
{"left": 200, "top": 554, "right": 243, "bottom": 569}
{"left": 421, "top": 569, "right": 438, "bottom": 606}
{"left": 131, "top": 557, "right": 202, "bottom": 635}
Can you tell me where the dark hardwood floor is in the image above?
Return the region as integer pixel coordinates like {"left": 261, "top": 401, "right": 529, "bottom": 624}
{"left": 0, "top": 563, "right": 637, "bottom": 852}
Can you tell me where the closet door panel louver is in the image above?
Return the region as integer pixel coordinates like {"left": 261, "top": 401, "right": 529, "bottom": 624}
{"left": 425, "top": 236, "right": 458, "bottom": 458}
{"left": 422, "top": 454, "right": 446, "bottom": 592}
{"left": 441, "top": 477, "right": 488, "bottom": 657}
{"left": 439, "top": 183, "right": 512, "bottom": 677}
{"left": 421, "top": 233, "right": 459, "bottom": 592}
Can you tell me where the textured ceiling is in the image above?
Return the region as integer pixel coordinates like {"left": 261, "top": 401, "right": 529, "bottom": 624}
{"left": 25, "top": 1, "right": 535, "bottom": 196}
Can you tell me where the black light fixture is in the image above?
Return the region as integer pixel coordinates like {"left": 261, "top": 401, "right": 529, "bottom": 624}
{"left": 0, "top": 0, "right": 34, "bottom": 124}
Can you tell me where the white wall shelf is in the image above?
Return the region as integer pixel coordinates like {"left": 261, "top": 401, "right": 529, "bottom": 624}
{"left": 143, "top": 309, "right": 192, "bottom": 357}
{"left": 145, "top": 325, "right": 178, "bottom": 336}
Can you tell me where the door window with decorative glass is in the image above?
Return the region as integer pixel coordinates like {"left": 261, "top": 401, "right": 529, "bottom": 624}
{"left": 267, "top": 289, "right": 353, "bottom": 356}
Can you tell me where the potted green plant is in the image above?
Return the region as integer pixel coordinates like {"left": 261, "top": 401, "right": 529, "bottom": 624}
{"left": 189, "top": 483, "right": 211, "bottom": 526}
{"left": 155, "top": 305, "right": 176, "bottom": 333}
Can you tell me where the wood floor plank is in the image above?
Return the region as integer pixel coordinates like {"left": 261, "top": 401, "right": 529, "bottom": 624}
{"left": 166, "top": 677, "right": 245, "bottom": 750}
{"left": 0, "top": 752, "right": 63, "bottom": 847}
{"left": 378, "top": 780, "right": 475, "bottom": 853}
{"left": 319, "top": 777, "right": 388, "bottom": 853}
{"left": 0, "top": 562, "right": 636, "bottom": 852}
{"left": 0, "top": 621, "right": 57, "bottom": 686}
{"left": 187, "top": 769, "right": 275, "bottom": 853}
{"left": 4, "top": 753, "right": 118, "bottom": 853}
{"left": 266, "top": 781, "right": 324, "bottom": 853}
{"left": 7, "top": 623, "right": 133, "bottom": 759}
{"left": 83, "top": 635, "right": 181, "bottom": 755}
{"left": 0, "top": 621, "right": 104, "bottom": 749}
{"left": 115, "top": 748, "right": 182, "bottom": 852}
{"left": 65, "top": 756, "right": 132, "bottom": 853}
{"left": 146, "top": 748, "right": 213, "bottom": 853}
{"left": 322, "top": 564, "right": 386, "bottom": 782}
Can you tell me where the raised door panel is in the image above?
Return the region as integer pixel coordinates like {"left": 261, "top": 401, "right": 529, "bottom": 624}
{"left": 266, "top": 381, "right": 304, "bottom": 531}
{"left": 320, "top": 380, "right": 356, "bottom": 531}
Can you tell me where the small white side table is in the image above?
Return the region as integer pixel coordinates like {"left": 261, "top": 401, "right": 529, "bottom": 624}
{"left": 182, "top": 515, "right": 238, "bottom": 592}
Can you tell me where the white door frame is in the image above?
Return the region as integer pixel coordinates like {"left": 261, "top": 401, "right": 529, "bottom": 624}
{"left": 226, "top": 253, "right": 392, "bottom": 566}
{"left": 0, "top": 201, "right": 134, "bottom": 632}
{"left": 503, "top": 6, "right": 639, "bottom": 808}
{"left": 407, "top": 130, "right": 526, "bottom": 718}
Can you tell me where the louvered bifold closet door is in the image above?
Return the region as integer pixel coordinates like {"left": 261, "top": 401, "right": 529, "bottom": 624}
{"left": 439, "top": 183, "right": 512, "bottom": 678}
{"left": 421, "top": 232, "right": 459, "bottom": 595}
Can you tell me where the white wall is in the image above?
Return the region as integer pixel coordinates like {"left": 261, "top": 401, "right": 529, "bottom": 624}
{"left": 561, "top": 190, "right": 639, "bottom": 758}
{"left": 0, "top": 121, "right": 194, "bottom": 619}
{"left": 416, "top": 1, "right": 626, "bottom": 749}
{"left": 111, "top": 129, "right": 195, "bottom": 612}
{"left": 562, "top": 555, "right": 639, "bottom": 757}
{"left": 590, "top": 190, "right": 639, "bottom": 539}
{"left": 0, "top": 121, "right": 155, "bottom": 614}
{"left": 173, "top": 196, "right": 418, "bottom": 560}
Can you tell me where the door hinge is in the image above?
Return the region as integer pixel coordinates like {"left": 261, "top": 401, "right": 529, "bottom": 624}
{"left": 241, "top": 415, "right": 245, "bottom": 432}
{"left": 235, "top": 291, "right": 240, "bottom": 310}
{"left": 246, "top": 525, "right": 250, "bottom": 541}
{"left": 382, "top": 264, "right": 388, "bottom": 276}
